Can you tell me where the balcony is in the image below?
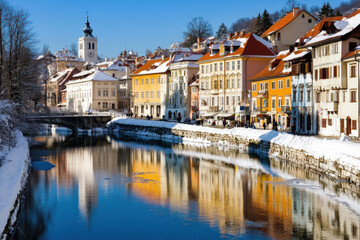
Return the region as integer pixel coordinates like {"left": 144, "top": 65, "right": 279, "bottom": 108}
{"left": 210, "top": 106, "right": 219, "bottom": 112}
{"left": 324, "top": 101, "right": 338, "bottom": 112}
{"left": 281, "top": 106, "right": 291, "bottom": 113}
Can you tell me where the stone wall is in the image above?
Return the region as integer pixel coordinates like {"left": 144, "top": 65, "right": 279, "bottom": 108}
{"left": 113, "top": 123, "right": 360, "bottom": 186}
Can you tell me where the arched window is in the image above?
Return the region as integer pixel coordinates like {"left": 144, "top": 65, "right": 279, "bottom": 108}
{"left": 88, "top": 43, "right": 91, "bottom": 49}
{"left": 92, "top": 43, "right": 95, "bottom": 49}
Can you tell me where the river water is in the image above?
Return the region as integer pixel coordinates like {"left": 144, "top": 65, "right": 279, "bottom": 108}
{"left": 11, "top": 131, "right": 360, "bottom": 240}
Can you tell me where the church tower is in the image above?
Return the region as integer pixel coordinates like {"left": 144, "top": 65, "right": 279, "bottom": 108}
{"left": 78, "top": 15, "right": 98, "bottom": 63}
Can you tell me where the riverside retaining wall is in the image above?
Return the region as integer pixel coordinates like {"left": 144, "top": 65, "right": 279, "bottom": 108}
{"left": 113, "top": 123, "right": 360, "bottom": 186}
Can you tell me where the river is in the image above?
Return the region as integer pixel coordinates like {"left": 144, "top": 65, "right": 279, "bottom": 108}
{"left": 10, "top": 131, "right": 360, "bottom": 239}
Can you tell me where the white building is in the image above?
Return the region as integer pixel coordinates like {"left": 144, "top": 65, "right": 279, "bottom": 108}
{"left": 305, "top": 10, "right": 360, "bottom": 137}
{"left": 284, "top": 50, "right": 317, "bottom": 134}
{"left": 66, "top": 70, "right": 118, "bottom": 113}
{"left": 167, "top": 53, "right": 203, "bottom": 121}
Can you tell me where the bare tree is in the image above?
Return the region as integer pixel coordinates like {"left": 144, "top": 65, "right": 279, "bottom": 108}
{"left": 41, "top": 44, "right": 49, "bottom": 56}
{"left": 70, "top": 42, "right": 78, "bottom": 56}
{"left": 183, "top": 17, "right": 213, "bottom": 48}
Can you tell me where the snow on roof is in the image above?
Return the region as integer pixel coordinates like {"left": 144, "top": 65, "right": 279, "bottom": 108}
{"left": 68, "top": 70, "right": 118, "bottom": 84}
{"left": 253, "top": 34, "right": 273, "bottom": 50}
{"left": 49, "top": 68, "right": 72, "bottom": 82}
{"left": 282, "top": 50, "right": 310, "bottom": 61}
{"left": 73, "top": 68, "right": 96, "bottom": 78}
{"left": 306, "top": 13, "right": 360, "bottom": 46}
{"left": 55, "top": 49, "right": 84, "bottom": 62}
{"left": 140, "top": 59, "right": 171, "bottom": 75}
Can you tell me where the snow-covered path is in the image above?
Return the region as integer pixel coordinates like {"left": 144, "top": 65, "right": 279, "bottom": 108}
{"left": 0, "top": 131, "right": 30, "bottom": 239}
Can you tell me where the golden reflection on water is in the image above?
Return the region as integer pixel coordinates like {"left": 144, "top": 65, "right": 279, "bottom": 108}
{"left": 35, "top": 135, "right": 360, "bottom": 239}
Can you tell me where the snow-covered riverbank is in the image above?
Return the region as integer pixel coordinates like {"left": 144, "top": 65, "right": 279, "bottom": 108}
{"left": 0, "top": 131, "right": 30, "bottom": 239}
{"left": 110, "top": 118, "right": 360, "bottom": 184}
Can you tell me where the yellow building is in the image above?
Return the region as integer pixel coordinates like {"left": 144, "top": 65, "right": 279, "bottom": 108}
{"left": 131, "top": 57, "right": 170, "bottom": 118}
{"left": 250, "top": 51, "right": 292, "bottom": 129}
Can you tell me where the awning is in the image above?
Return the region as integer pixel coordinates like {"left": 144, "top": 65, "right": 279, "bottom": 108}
{"left": 216, "top": 112, "right": 235, "bottom": 118}
{"left": 201, "top": 112, "right": 217, "bottom": 117}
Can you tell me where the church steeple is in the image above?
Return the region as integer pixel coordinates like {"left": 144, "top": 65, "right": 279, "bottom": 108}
{"left": 83, "top": 14, "right": 94, "bottom": 38}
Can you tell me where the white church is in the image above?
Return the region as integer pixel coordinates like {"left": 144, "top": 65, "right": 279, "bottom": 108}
{"left": 78, "top": 15, "right": 98, "bottom": 63}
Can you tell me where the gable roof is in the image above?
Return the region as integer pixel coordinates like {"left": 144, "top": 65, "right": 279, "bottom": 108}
{"left": 305, "top": 9, "right": 360, "bottom": 47}
{"left": 131, "top": 58, "right": 167, "bottom": 76}
{"left": 250, "top": 51, "right": 292, "bottom": 81}
{"left": 261, "top": 9, "right": 315, "bottom": 38}
{"left": 197, "top": 33, "right": 275, "bottom": 63}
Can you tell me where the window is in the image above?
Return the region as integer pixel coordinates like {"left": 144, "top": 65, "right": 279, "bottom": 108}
{"left": 220, "top": 62, "right": 223, "bottom": 71}
{"left": 315, "top": 69, "right": 318, "bottom": 80}
{"left": 328, "top": 118, "right": 332, "bottom": 126}
{"left": 88, "top": 43, "right": 91, "bottom": 49}
{"left": 252, "top": 83, "right": 257, "bottom": 91}
{"left": 157, "top": 91, "right": 160, "bottom": 98}
{"left": 232, "top": 61, "right": 235, "bottom": 70}
{"left": 232, "top": 78, "right": 235, "bottom": 88}
{"left": 293, "top": 90, "right": 296, "bottom": 102}
{"left": 102, "top": 102, "right": 108, "bottom": 108}
{"left": 286, "top": 79, "right": 290, "bottom": 88}
{"left": 320, "top": 67, "right": 330, "bottom": 79}
{"left": 141, "top": 92, "right": 144, "bottom": 98}
{"left": 300, "top": 90, "right": 303, "bottom": 102}
{"left": 237, "top": 78, "right": 240, "bottom": 88}
{"left": 332, "top": 43, "right": 338, "bottom": 54}
{"left": 278, "top": 97, "right": 282, "bottom": 108}
{"left": 214, "top": 63, "right": 217, "bottom": 72}
{"left": 146, "top": 91, "right": 149, "bottom": 98}
{"left": 265, "top": 82, "right": 268, "bottom": 90}
{"left": 260, "top": 83, "right": 263, "bottom": 90}
{"left": 151, "top": 91, "right": 154, "bottom": 98}
{"left": 220, "top": 79, "right": 223, "bottom": 89}
{"left": 322, "top": 119, "right": 327, "bottom": 128}
{"left": 272, "top": 99, "right": 276, "bottom": 108}
{"left": 307, "top": 90, "right": 311, "bottom": 101}
{"left": 92, "top": 43, "right": 95, "bottom": 49}
{"left": 351, "top": 90, "right": 357, "bottom": 102}
{"left": 141, "top": 79, "right": 144, "bottom": 85}
{"left": 157, "top": 77, "right": 160, "bottom": 83}
{"left": 146, "top": 78, "right": 149, "bottom": 84}
{"left": 112, "top": 73, "right": 115, "bottom": 78}
{"left": 112, "top": 90, "right": 116, "bottom": 96}
{"left": 302, "top": 14, "right": 305, "bottom": 18}
{"left": 277, "top": 32, "right": 281, "bottom": 41}
{"left": 226, "top": 79, "right": 230, "bottom": 88}
{"left": 98, "top": 90, "right": 101, "bottom": 96}
{"left": 214, "top": 80, "right": 217, "bottom": 89}
{"left": 151, "top": 78, "right": 154, "bottom": 84}
{"left": 226, "top": 96, "right": 229, "bottom": 105}
{"left": 272, "top": 81, "right": 276, "bottom": 89}
{"left": 192, "top": 88, "right": 197, "bottom": 93}
{"left": 308, "top": 19, "right": 312, "bottom": 23}
{"left": 316, "top": 92, "right": 320, "bottom": 103}
{"left": 333, "top": 65, "right": 339, "bottom": 77}
{"left": 278, "top": 80, "right": 283, "bottom": 89}
{"left": 352, "top": 120, "right": 357, "bottom": 130}
{"left": 135, "top": 92, "right": 139, "bottom": 98}
{"left": 350, "top": 65, "right": 356, "bottom": 78}
{"left": 237, "top": 60, "right": 240, "bottom": 70}
{"left": 226, "top": 62, "right": 230, "bottom": 71}
{"left": 103, "top": 90, "right": 108, "bottom": 96}
{"left": 343, "top": 91, "right": 346, "bottom": 102}
{"left": 135, "top": 79, "right": 138, "bottom": 85}
{"left": 206, "top": 65, "right": 209, "bottom": 73}
{"left": 210, "top": 64, "right": 212, "bottom": 73}
{"left": 201, "top": 66, "right": 204, "bottom": 74}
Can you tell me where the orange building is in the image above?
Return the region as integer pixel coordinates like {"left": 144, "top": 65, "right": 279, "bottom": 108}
{"left": 250, "top": 51, "right": 292, "bottom": 129}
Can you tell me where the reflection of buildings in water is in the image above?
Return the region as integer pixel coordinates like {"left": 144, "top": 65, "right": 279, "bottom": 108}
{"left": 248, "top": 172, "right": 293, "bottom": 240}
{"left": 292, "top": 189, "right": 360, "bottom": 240}
{"left": 66, "top": 148, "right": 98, "bottom": 220}
{"left": 198, "top": 161, "right": 245, "bottom": 236}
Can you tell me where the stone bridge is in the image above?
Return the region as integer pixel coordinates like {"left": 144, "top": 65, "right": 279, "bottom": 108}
{"left": 26, "top": 115, "right": 113, "bottom": 132}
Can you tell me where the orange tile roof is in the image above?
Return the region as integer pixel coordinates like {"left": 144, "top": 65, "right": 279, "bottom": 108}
{"left": 342, "top": 49, "right": 360, "bottom": 60}
{"left": 303, "top": 16, "right": 343, "bottom": 39}
{"left": 131, "top": 58, "right": 166, "bottom": 76}
{"left": 261, "top": 9, "right": 314, "bottom": 38}
{"left": 197, "top": 33, "right": 274, "bottom": 63}
{"left": 250, "top": 51, "right": 292, "bottom": 81}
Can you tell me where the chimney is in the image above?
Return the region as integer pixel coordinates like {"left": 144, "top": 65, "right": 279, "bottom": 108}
{"left": 293, "top": 7, "right": 300, "bottom": 16}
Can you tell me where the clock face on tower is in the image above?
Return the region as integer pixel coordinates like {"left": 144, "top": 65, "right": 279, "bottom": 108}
{"left": 88, "top": 52, "right": 94, "bottom": 57}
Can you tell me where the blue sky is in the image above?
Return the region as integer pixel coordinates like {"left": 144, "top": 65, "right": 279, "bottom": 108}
{"left": 11, "top": 0, "right": 341, "bottom": 58}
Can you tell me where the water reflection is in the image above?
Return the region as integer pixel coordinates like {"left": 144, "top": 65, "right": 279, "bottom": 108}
{"left": 13, "top": 134, "right": 360, "bottom": 240}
